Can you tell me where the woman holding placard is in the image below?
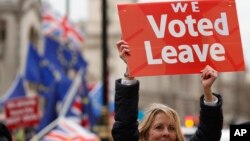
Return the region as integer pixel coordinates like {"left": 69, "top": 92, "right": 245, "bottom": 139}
{"left": 112, "top": 40, "right": 223, "bottom": 141}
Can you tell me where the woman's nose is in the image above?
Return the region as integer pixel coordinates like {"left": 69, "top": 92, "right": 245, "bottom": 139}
{"left": 162, "top": 128, "right": 170, "bottom": 136}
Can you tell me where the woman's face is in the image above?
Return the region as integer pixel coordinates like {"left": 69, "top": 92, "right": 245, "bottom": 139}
{"left": 148, "top": 112, "right": 177, "bottom": 141}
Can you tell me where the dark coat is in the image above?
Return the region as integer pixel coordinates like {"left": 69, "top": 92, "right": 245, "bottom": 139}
{"left": 0, "top": 123, "right": 12, "bottom": 141}
{"left": 112, "top": 79, "right": 223, "bottom": 141}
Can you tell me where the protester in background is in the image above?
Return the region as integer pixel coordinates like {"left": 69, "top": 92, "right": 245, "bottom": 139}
{"left": 0, "top": 122, "right": 12, "bottom": 141}
{"left": 112, "top": 40, "right": 223, "bottom": 141}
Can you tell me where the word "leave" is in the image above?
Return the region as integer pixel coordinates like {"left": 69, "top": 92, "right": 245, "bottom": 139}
{"left": 145, "top": 41, "right": 225, "bottom": 64}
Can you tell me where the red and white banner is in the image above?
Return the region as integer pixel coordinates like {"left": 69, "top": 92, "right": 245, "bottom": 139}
{"left": 118, "top": 0, "right": 245, "bottom": 76}
{"left": 4, "top": 96, "right": 40, "bottom": 129}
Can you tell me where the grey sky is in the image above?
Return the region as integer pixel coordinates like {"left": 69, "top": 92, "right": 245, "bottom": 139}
{"left": 44, "top": 0, "right": 89, "bottom": 21}
{"left": 236, "top": 0, "right": 250, "bottom": 68}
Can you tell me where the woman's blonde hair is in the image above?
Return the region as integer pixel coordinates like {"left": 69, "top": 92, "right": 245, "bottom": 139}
{"left": 139, "top": 103, "right": 184, "bottom": 141}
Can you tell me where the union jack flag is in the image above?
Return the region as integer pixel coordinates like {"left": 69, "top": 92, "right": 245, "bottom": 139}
{"left": 42, "top": 118, "right": 99, "bottom": 141}
{"left": 66, "top": 73, "right": 92, "bottom": 128}
{"left": 65, "top": 92, "right": 84, "bottom": 124}
{"left": 42, "top": 2, "right": 84, "bottom": 49}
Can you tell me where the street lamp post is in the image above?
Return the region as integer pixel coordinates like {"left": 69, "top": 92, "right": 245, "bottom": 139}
{"left": 100, "top": 0, "right": 110, "bottom": 140}
{"left": 66, "top": 0, "right": 70, "bottom": 18}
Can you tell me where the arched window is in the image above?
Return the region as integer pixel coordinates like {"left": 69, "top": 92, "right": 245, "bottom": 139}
{"left": 29, "top": 27, "right": 39, "bottom": 47}
{"left": 0, "top": 19, "right": 6, "bottom": 59}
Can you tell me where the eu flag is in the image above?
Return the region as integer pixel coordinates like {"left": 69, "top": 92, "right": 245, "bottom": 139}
{"left": 24, "top": 43, "right": 41, "bottom": 83}
{"left": 44, "top": 36, "right": 87, "bottom": 75}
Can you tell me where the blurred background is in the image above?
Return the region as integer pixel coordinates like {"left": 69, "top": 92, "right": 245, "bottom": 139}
{"left": 0, "top": 0, "right": 249, "bottom": 140}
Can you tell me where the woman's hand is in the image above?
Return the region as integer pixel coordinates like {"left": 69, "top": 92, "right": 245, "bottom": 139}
{"left": 116, "top": 40, "right": 130, "bottom": 64}
{"left": 200, "top": 65, "right": 218, "bottom": 102}
{"left": 116, "top": 40, "right": 134, "bottom": 79}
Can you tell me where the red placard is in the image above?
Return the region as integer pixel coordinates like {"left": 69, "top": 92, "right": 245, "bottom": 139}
{"left": 4, "top": 96, "right": 40, "bottom": 129}
{"left": 118, "top": 0, "right": 245, "bottom": 77}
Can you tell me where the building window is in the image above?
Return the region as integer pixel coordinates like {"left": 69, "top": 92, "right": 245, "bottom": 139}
{"left": 0, "top": 20, "right": 6, "bottom": 59}
{"left": 29, "top": 27, "right": 39, "bottom": 47}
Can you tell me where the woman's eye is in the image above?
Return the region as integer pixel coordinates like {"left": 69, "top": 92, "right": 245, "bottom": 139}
{"left": 155, "top": 125, "right": 163, "bottom": 130}
{"left": 168, "top": 126, "right": 175, "bottom": 131}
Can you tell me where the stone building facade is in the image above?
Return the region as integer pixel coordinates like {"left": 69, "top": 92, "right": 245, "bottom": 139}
{"left": 0, "top": 0, "right": 40, "bottom": 96}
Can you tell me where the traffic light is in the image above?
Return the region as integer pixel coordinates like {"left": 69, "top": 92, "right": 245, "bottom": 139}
{"left": 185, "top": 116, "right": 194, "bottom": 128}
